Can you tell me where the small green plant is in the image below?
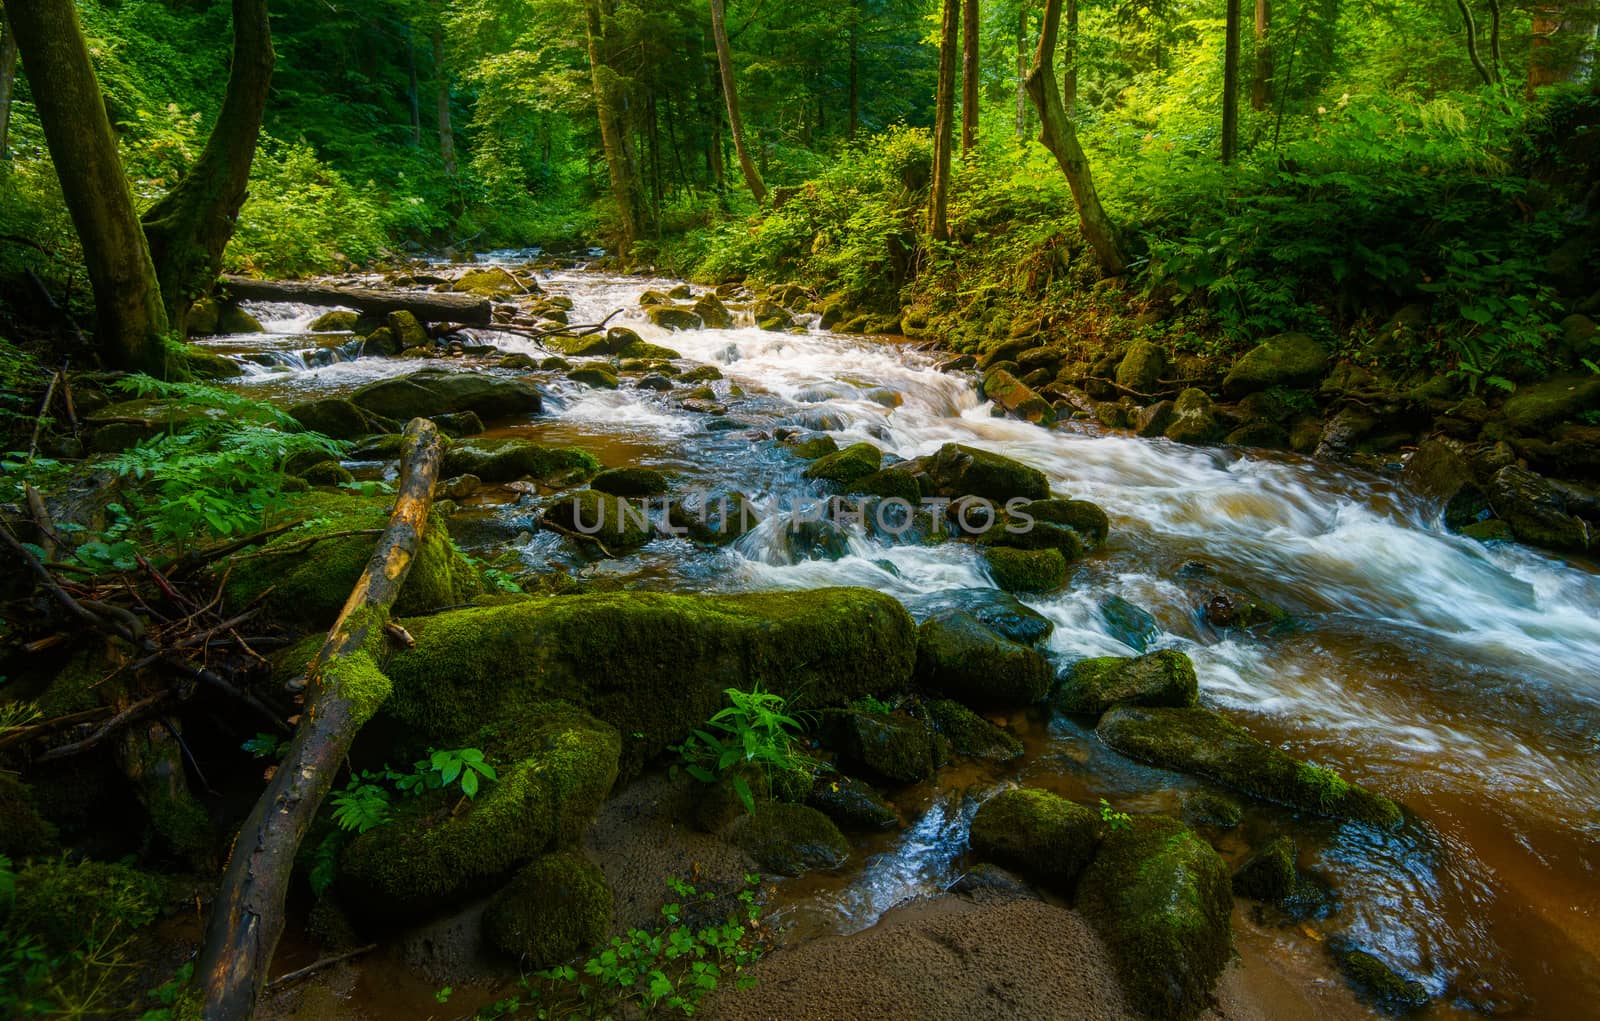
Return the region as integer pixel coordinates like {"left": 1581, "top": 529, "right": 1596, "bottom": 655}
{"left": 307, "top": 833, "right": 343, "bottom": 898}
{"left": 673, "top": 686, "right": 810, "bottom": 813}
{"left": 1098, "top": 799, "right": 1133, "bottom": 832}
{"left": 240, "top": 732, "right": 287, "bottom": 759}
{"left": 849, "top": 695, "right": 894, "bottom": 716}
{"left": 434, "top": 985, "right": 454, "bottom": 1004}
{"left": 329, "top": 782, "right": 393, "bottom": 834}
{"left": 327, "top": 747, "right": 498, "bottom": 834}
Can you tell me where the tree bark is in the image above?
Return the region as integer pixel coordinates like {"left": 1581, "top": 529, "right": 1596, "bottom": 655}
{"left": 433, "top": 23, "right": 457, "bottom": 175}
{"left": 1222, "top": 0, "right": 1242, "bottom": 162}
{"left": 1016, "top": 8, "right": 1029, "bottom": 138}
{"left": 6, "top": 0, "right": 171, "bottom": 374}
{"left": 962, "top": 0, "right": 980, "bottom": 155}
{"left": 585, "top": 0, "right": 642, "bottom": 255}
{"left": 1063, "top": 0, "right": 1078, "bottom": 112}
{"left": 196, "top": 418, "right": 444, "bottom": 1021}
{"left": 1251, "top": 0, "right": 1272, "bottom": 111}
{"left": 1025, "top": 0, "right": 1127, "bottom": 275}
{"left": 929, "top": 0, "right": 959, "bottom": 241}
{"left": 1457, "top": 0, "right": 1495, "bottom": 87}
{"left": 140, "top": 0, "right": 273, "bottom": 339}
{"left": 0, "top": 9, "right": 17, "bottom": 159}
{"left": 406, "top": 33, "right": 422, "bottom": 147}
{"left": 217, "top": 276, "right": 492, "bottom": 325}
{"left": 710, "top": 0, "right": 765, "bottom": 203}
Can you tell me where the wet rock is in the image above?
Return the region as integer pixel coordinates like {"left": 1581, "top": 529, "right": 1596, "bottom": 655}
{"left": 541, "top": 490, "right": 655, "bottom": 552}
{"left": 350, "top": 369, "right": 543, "bottom": 423}
{"left": 754, "top": 300, "right": 796, "bottom": 331}
{"left": 1054, "top": 650, "right": 1199, "bottom": 716}
{"left": 936, "top": 353, "right": 978, "bottom": 372}
{"left": 443, "top": 438, "right": 599, "bottom": 485}
{"left": 1098, "top": 595, "right": 1159, "bottom": 651}
{"left": 910, "top": 589, "right": 1054, "bottom": 646}
{"left": 1164, "top": 388, "right": 1224, "bottom": 445}
{"left": 693, "top": 294, "right": 733, "bottom": 329}
{"left": 1097, "top": 706, "right": 1404, "bottom": 828}
{"left": 977, "top": 336, "right": 1036, "bottom": 371}
{"left": 1222, "top": 333, "right": 1329, "bottom": 398}
{"left": 803, "top": 442, "right": 883, "bottom": 486}
{"left": 981, "top": 368, "right": 1055, "bottom": 425}
{"left": 1180, "top": 790, "right": 1243, "bottom": 830}
{"left": 851, "top": 467, "right": 922, "bottom": 504}
{"left": 899, "top": 442, "right": 1050, "bottom": 503}
{"left": 679, "top": 364, "right": 724, "bottom": 383}
{"left": 1314, "top": 406, "right": 1378, "bottom": 459}
{"left": 590, "top": 466, "right": 669, "bottom": 497}
{"left": 1017, "top": 344, "right": 1067, "bottom": 372}
{"left": 951, "top": 863, "right": 1041, "bottom": 901}
{"left": 569, "top": 365, "right": 619, "bottom": 389}
{"left": 1404, "top": 437, "right": 1488, "bottom": 529}
{"left": 308, "top": 309, "right": 360, "bottom": 332}
{"left": 540, "top": 356, "right": 572, "bottom": 371}
{"left": 1512, "top": 423, "right": 1600, "bottom": 478}
{"left": 647, "top": 305, "right": 703, "bottom": 331}
{"left": 1231, "top": 835, "right": 1297, "bottom": 903}
{"left": 734, "top": 802, "right": 849, "bottom": 876}
{"left": 639, "top": 290, "right": 671, "bottom": 306}
{"left": 387, "top": 309, "right": 430, "bottom": 350}
{"left": 296, "top": 460, "right": 353, "bottom": 486}
{"left": 927, "top": 699, "right": 1023, "bottom": 761}
{"left": 433, "top": 410, "right": 486, "bottom": 438}
{"left": 1116, "top": 341, "right": 1167, "bottom": 393}
{"left": 1093, "top": 399, "right": 1134, "bottom": 429}
{"left": 667, "top": 491, "right": 761, "bottom": 544}
{"left": 969, "top": 788, "right": 1101, "bottom": 891}
{"left": 808, "top": 776, "right": 899, "bottom": 832}
{"left": 637, "top": 373, "right": 673, "bottom": 392}
{"left": 482, "top": 852, "right": 611, "bottom": 966}
{"left": 1017, "top": 497, "right": 1110, "bottom": 549}
{"left": 288, "top": 398, "right": 398, "bottom": 441}
{"left": 825, "top": 710, "right": 943, "bottom": 786}
{"left": 1487, "top": 465, "right": 1593, "bottom": 551}
{"left": 984, "top": 547, "right": 1067, "bottom": 593}
{"left": 914, "top": 609, "right": 1054, "bottom": 707}
{"left": 1458, "top": 518, "right": 1516, "bottom": 543}
{"left": 453, "top": 267, "right": 530, "bottom": 299}
{"left": 1079, "top": 815, "right": 1233, "bottom": 1021}
{"left": 776, "top": 517, "right": 854, "bottom": 562}
{"left": 1328, "top": 939, "right": 1431, "bottom": 1015}
{"left": 781, "top": 432, "right": 838, "bottom": 460}
{"left": 1136, "top": 399, "right": 1176, "bottom": 438}
{"left": 443, "top": 474, "right": 481, "bottom": 500}
{"left": 1202, "top": 589, "right": 1290, "bottom": 631}
{"left": 1225, "top": 421, "right": 1289, "bottom": 449}
{"left": 1500, "top": 375, "right": 1600, "bottom": 433}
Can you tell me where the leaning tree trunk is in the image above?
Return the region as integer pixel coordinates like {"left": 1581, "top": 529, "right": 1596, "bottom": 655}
{"left": 0, "top": 9, "right": 17, "bottom": 159}
{"left": 1251, "top": 0, "right": 1272, "bottom": 111}
{"left": 929, "top": 0, "right": 960, "bottom": 241}
{"left": 962, "top": 0, "right": 980, "bottom": 155}
{"left": 1025, "top": 0, "right": 1127, "bottom": 275}
{"left": 6, "top": 0, "right": 170, "bottom": 374}
{"left": 195, "top": 418, "right": 444, "bottom": 1021}
{"left": 140, "top": 0, "right": 274, "bottom": 339}
{"left": 710, "top": 0, "right": 765, "bottom": 204}
{"left": 585, "top": 0, "right": 642, "bottom": 255}
{"left": 1222, "top": 0, "right": 1242, "bottom": 163}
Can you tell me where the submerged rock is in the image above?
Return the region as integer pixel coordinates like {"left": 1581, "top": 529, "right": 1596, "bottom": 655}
{"left": 541, "top": 490, "right": 655, "bottom": 552}
{"left": 1231, "top": 834, "right": 1297, "bottom": 903}
{"left": 482, "top": 852, "right": 612, "bottom": 966}
{"left": 1053, "top": 650, "right": 1199, "bottom": 717}
{"left": 982, "top": 368, "right": 1055, "bottom": 424}
{"left": 910, "top": 589, "right": 1054, "bottom": 647}
{"left": 667, "top": 490, "right": 761, "bottom": 543}
{"left": 1098, "top": 595, "right": 1159, "bottom": 651}
{"left": 1328, "top": 939, "right": 1431, "bottom": 1015}
{"left": 968, "top": 788, "right": 1101, "bottom": 891}
{"left": 914, "top": 609, "right": 1054, "bottom": 707}
{"left": 734, "top": 802, "right": 849, "bottom": 876}
{"left": 927, "top": 699, "right": 1024, "bottom": 761}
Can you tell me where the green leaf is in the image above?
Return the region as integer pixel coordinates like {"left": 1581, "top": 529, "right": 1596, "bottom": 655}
{"left": 461, "top": 768, "right": 480, "bottom": 799}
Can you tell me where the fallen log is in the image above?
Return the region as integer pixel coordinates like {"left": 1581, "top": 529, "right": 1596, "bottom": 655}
{"left": 217, "top": 275, "right": 493, "bottom": 326}
{"left": 194, "top": 417, "right": 444, "bottom": 1021}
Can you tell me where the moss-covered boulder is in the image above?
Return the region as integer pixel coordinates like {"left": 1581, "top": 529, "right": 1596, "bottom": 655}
{"left": 10, "top": 858, "right": 163, "bottom": 953}
{"left": 308, "top": 310, "right": 361, "bottom": 332}
{"left": 541, "top": 490, "right": 655, "bottom": 551}
{"left": 647, "top": 306, "right": 703, "bottom": 331}
{"left": 386, "top": 310, "right": 430, "bottom": 350}
{"left": 0, "top": 773, "right": 57, "bottom": 858}
{"left": 1328, "top": 940, "right": 1431, "bottom": 1015}
{"left": 808, "top": 776, "right": 898, "bottom": 832}
{"left": 443, "top": 437, "right": 599, "bottom": 485}
{"left": 1232, "top": 835, "right": 1297, "bottom": 903}
{"left": 984, "top": 547, "right": 1067, "bottom": 593}
{"left": 914, "top": 610, "right": 1053, "bottom": 707}
{"left": 1021, "top": 498, "right": 1110, "bottom": 549}
{"left": 982, "top": 368, "right": 1055, "bottom": 425}
{"left": 667, "top": 490, "right": 761, "bottom": 543}
{"left": 289, "top": 398, "right": 399, "bottom": 441}
{"left": 927, "top": 699, "right": 1023, "bottom": 761}
{"left": 1099, "top": 595, "right": 1159, "bottom": 652}
{"left": 825, "top": 710, "right": 943, "bottom": 785}
{"left": 968, "top": 788, "right": 1100, "bottom": 890}
{"left": 217, "top": 304, "right": 265, "bottom": 335}
{"left": 1486, "top": 465, "right": 1592, "bottom": 552}
{"left": 1097, "top": 706, "right": 1404, "bottom": 828}
{"left": 679, "top": 364, "right": 724, "bottom": 383}
{"left": 1222, "top": 333, "right": 1329, "bottom": 398}
{"left": 1117, "top": 342, "right": 1168, "bottom": 393}
{"left": 453, "top": 267, "right": 527, "bottom": 298}
{"left": 851, "top": 467, "right": 922, "bottom": 504}
{"left": 223, "top": 490, "right": 483, "bottom": 628}
{"left": 900, "top": 443, "right": 1050, "bottom": 502}
{"left": 1500, "top": 375, "right": 1600, "bottom": 433}
{"left": 340, "top": 702, "right": 620, "bottom": 921}
{"left": 481, "top": 852, "right": 612, "bottom": 966}
{"left": 382, "top": 588, "right": 917, "bottom": 776}
{"left": 784, "top": 432, "right": 838, "bottom": 459}
{"left": 912, "top": 589, "right": 1053, "bottom": 646}
{"left": 1079, "top": 816, "right": 1233, "bottom": 1021}
{"left": 1053, "top": 650, "right": 1199, "bottom": 716}
{"left": 1164, "top": 389, "right": 1225, "bottom": 445}
{"left": 803, "top": 442, "right": 883, "bottom": 486}
{"left": 734, "top": 802, "right": 849, "bottom": 876}
{"left": 350, "top": 370, "right": 543, "bottom": 423}
{"left": 87, "top": 397, "right": 234, "bottom": 453}
{"left": 591, "top": 466, "right": 670, "bottom": 497}
{"left": 569, "top": 365, "right": 620, "bottom": 389}
{"left": 694, "top": 294, "right": 734, "bottom": 329}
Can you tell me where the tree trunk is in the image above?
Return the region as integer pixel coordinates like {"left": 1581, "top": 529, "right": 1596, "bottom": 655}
{"left": 962, "top": 0, "right": 980, "bottom": 155}
{"left": 217, "top": 276, "right": 492, "bottom": 325}
{"left": 0, "top": 9, "right": 17, "bottom": 160}
{"left": 1016, "top": 8, "right": 1029, "bottom": 138}
{"left": 433, "top": 24, "right": 457, "bottom": 175}
{"left": 1457, "top": 0, "right": 1494, "bottom": 87}
{"left": 1025, "top": 0, "right": 1127, "bottom": 275}
{"left": 196, "top": 418, "right": 444, "bottom": 1021}
{"left": 140, "top": 0, "right": 274, "bottom": 339}
{"left": 6, "top": 0, "right": 170, "bottom": 374}
{"left": 710, "top": 0, "right": 766, "bottom": 204}
{"left": 406, "top": 33, "right": 422, "bottom": 147}
{"left": 929, "top": 0, "right": 960, "bottom": 241}
{"left": 585, "top": 0, "right": 642, "bottom": 255}
{"left": 849, "top": 8, "right": 861, "bottom": 138}
{"left": 1064, "top": 0, "right": 1078, "bottom": 112}
{"left": 1251, "top": 0, "right": 1271, "bottom": 111}
{"left": 1222, "top": 0, "right": 1241, "bottom": 162}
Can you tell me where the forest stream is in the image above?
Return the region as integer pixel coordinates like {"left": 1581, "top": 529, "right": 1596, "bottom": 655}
{"left": 192, "top": 257, "right": 1600, "bottom": 1020}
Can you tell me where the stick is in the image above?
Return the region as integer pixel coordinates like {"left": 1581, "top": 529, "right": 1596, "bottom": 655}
{"left": 35, "top": 692, "right": 171, "bottom": 763}
{"left": 263, "top": 944, "right": 378, "bottom": 993}
{"left": 29, "top": 371, "right": 61, "bottom": 459}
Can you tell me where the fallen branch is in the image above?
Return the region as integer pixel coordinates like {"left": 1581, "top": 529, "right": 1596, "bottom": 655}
{"left": 483, "top": 307, "right": 626, "bottom": 342}
{"left": 217, "top": 276, "right": 492, "bottom": 326}
{"left": 263, "top": 944, "right": 378, "bottom": 993}
{"left": 28, "top": 371, "right": 62, "bottom": 459}
{"left": 195, "top": 418, "right": 444, "bottom": 1021}
{"left": 35, "top": 691, "right": 171, "bottom": 763}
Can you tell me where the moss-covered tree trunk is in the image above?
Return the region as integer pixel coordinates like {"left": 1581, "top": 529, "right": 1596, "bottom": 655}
{"left": 585, "top": 0, "right": 643, "bottom": 255}
{"left": 1016, "top": 8, "right": 1030, "bottom": 138}
{"left": 962, "top": 0, "right": 980, "bottom": 155}
{"left": 0, "top": 8, "right": 17, "bottom": 159}
{"left": 139, "top": 0, "right": 274, "bottom": 339}
{"left": 710, "top": 0, "right": 765, "bottom": 204}
{"left": 1026, "top": 0, "right": 1127, "bottom": 275}
{"left": 929, "top": 0, "right": 959, "bottom": 241}
{"left": 1222, "top": 0, "right": 1241, "bottom": 163}
{"left": 433, "top": 20, "right": 457, "bottom": 176}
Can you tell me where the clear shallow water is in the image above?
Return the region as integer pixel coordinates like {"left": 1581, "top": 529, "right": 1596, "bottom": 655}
{"left": 229, "top": 265, "right": 1600, "bottom": 1019}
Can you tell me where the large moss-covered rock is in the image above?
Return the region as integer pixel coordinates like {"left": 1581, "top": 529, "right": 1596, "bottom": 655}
{"left": 899, "top": 443, "right": 1050, "bottom": 502}
{"left": 1079, "top": 816, "right": 1233, "bottom": 1021}
{"left": 1164, "top": 389, "right": 1224, "bottom": 445}
{"left": 453, "top": 267, "right": 528, "bottom": 298}
{"left": 1117, "top": 342, "right": 1168, "bottom": 393}
{"left": 734, "top": 802, "right": 849, "bottom": 876}
{"left": 442, "top": 437, "right": 599, "bottom": 485}
{"left": 851, "top": 467, "right": 923, "bottom": 504}
{"left": 0, "top": 773, "right": 57, "bottom": 858}
{"left": 590, "top": 466, "right": 669, "bottom": 497}
{"left": 340, "top": 702, "right": 620, "bottom": 921}
{"left": 1053, "top": 650, "right": 1199, "bottom": 716}
{"left": 289, "top": 398, "right": 399, "bottom": 441}
{"left": 541, "top": 490, "right": 655, "bottom": 551}
{"left": 223, "top": 490, "right": 483, "bottom": 628}
{"left": 1500, "top": 375, "right": 1600, "bottom": 433}
{"left": 984, "top": 547, "right": 1067, "bottom": 592}
{"left": 825, "top": 710, "right": 943, "bottom": 785}
{"left": 927, "top": 699, "right": 1024, "bottom": 761}
{"left": 981, "top": 368, "right": 1055, "bottom": 424}
{"left": 1232, "top": 835, "right": 1297, "bottom": 903}
{"left": 351, "top": 369, "right": 543, "bottom": 423}
{"left": 803, "top": 442, "right": 883, "bottom": 486}
{"left": 382, "top": 588, "right": 917, "bottom": 776}
{"left": 568, "top": 365, "right": 620, "bottom": 389}
{"left": 1222, "top": 333, "right": 1329, "bottom": 398}
{"left": 87, "top": 398, "right": 234, "bottom": 453}
{"left": 914, "top": 610, "right": 1053, "bottom": 707}
{"left": 694, "top": 294, "right": 734, "bottom": 329}
{"left": 386, "top": 310, "right": 430, "bottom": 350}
{"left": 482, "top": 852, "right": 612, "bottom": 966}
{"left": 1098, "top": 706, "right": 1403, "bottom": 828}
{"left": 968, "top": 788, "right": 1100, "bottom": 890}
{"left": 1486, "top": 465, "right": 1592, "bottom": 552}
{"left": 647, "top": 306, "right": 703, "bottom": 331}
{"left": 910, "top": 589, "right": 1053, "bottom": 646}
{"left": 308, "top": 310, "right": 361, "bottom": 332}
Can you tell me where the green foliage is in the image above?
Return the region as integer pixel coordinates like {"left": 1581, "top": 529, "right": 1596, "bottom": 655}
{"left": 674, "top": 686, "right": 810, "bottom": 813}
{"left": 241, "top": 733, "right": 287, "bottom": 760}
{"left": 329, "top": 747, "right": 499, "bottom": 834}
{"left": 1098, "top": 798, "right": 1133, "bottom": 833}
{"left": 849, "top": 695, "right": 895, "bottom": 716}
{"left": 330, "top": 783, "right": 394, "bottom": 835}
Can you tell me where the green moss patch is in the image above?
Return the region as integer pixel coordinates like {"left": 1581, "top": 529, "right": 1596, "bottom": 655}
{"left": 482, "top": 852, "right": 612, "bottom": 966}
{"left": 733, "top": 802, "right": 849, "bottom": 876}
{"left": 1053, "top": 650, "right": 1199, "bottom": 717}
{"left": 968, "top": 788, "right": 1100, "bottom": 890}
{"left": 914, "top": 609, "right": 1053, "bottom": 707}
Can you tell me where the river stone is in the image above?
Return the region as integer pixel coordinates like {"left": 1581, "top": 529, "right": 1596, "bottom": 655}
{"left": 734, "top": 803, "right": 849, "bottom": 876}
{"left": 776, "top": 518, "right": 854, "bottom": 562}
{"left": 639, "top": 290, "right": 671, "bottom": 306}
{"left": 1054, "top": 650, "right": 1199, "bottom": 716}
{"left": 350, "top": 369, "right": 543, "bottom": 422}
{"left": 968, "top": 788, "right": 1100, "bottom": 891}
{"left": 1099, "top": 595, "right": 1159, "bottom": 651}
{"left": 667, "top": 490, "right": 761, "bottom": 543}
{"left": 808, "top": 776, "right": 898, "bottom": 832}
{"left": 1097, "top": 705, "right": 1404, "bottom": 829}
{"left": 1137, "top": 400, "right": 1177, "bottom": 438}
{"left": 982, "top": 368, "right": 1055, "bottom": 425}
{"left": 679, "top": 365, "right": 724, "bottom": 383}
{"left": 1222, "top": 333, "right": 1329, "bottom": 398}
{"left": 443, "top": 438, "right": 599, "bottom": 485}
{"left": 803, "top": 442, "right": 882, "bottom": 486}
{"left": 1403, "top": 438, "right": 1488, "bottom": 530}
{"left": 308, "top": 309, "right": 360, "bottom": 332}
{"left": 288, "top": 398, "right": 398, "bottom": 441}
{"left": 590, "top": 466, "right": 669, "bottom": 497}
{"left": 900, "top": 442, "right": 1050, "bottom": 503}
{"left": 1328, "top": 939, "right": 1431, "bottom": 1015}
{"left": 1232, "top": 834, "right": 1297, "bottom": 903}
{"left": 481, "top": 852, "right": 612, "bottom": 967}
{"left": 984, "top": 547, "right": 1067, "bottom": 593}
{"left": 1165, "top": 388, "right": 1224, "bottom": 445}
{"left": 783, "top": 432, "right": 839, "bottom": 459}
{"left": 927, "top": 699, "right": 1023, "bottom": 761}
{"left": 541, "top": 490, "right": 654, "bottom": 552}
{"left": 825, "top": 710, "right": 943, "bottom": 786}
{"left": 694, "top": 293, "right": 734, "bottom": 330}
{"left": 914, "top": 609, "right": 1054, "bottom": 707}
{"left": 647, "top": 306, "right": 703, "bottom": 331}
{"left": 851, "top": 467, "right": 923, "bottom": 504}
{"left": 387, "top": 309, "right": 430, "bottom": 349}
{"left": 1486, "top": 465, "right": 1592, "bottom": 551}
{"left": 1499, "top": 375, "right": 1600, "bottom": 433}
{"left": 1116, "top": 341, "right": 1167, "bottom": 393}
{"left": 1015, "top": 497, "right": 1110, "bottom": 550}
{"left": 907, "top": 589, "right": 1053, "bottom": 646}
{"left": 568, "top": 365, "right": 619, "bottom": 389}
{"left": 637, "top": 373, "right": 673, "bottom": 392}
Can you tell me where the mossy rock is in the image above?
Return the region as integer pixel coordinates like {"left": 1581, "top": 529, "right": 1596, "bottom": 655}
{"left": 1181, "top": 790, "right": 1243, "bottom": 830}
{"left": 386, "top": 310, "right": 430, "bottom": 350}
{"left": 1117, "top": 341, "right": 1168, "bottom": 393}
{"left": 981, "top": 368, "right": 1055, "bottom": 425}
{"left": 442, "top": 437, "right": 599, "bottom": 485}
{"left": 1097, "top": 706, "right": 1403, "bottom": 829}
{"left": 591, "top": 466, "right": 669, "bottom": 497}
{"left": 296, "top": 459, "right": 354, "bottom": 486}
{"left": 851, "top": 467, "right": 922, "bottom": 504}
{"left": 693, "top": 762, "right": 817, "bottom": 833}
{"left": 784, "top": 432, "right": 839, "bottom": 459}
{"left": 926, "top": 699, "right": 1023, "bottom": 761}
{"left": 984, "top": 547, "right": 1067, "bottom": 593}
{"left": 1019, "top": 498, "right": 1110, "bottom": 549}
{"left": 1164, "top": 388, "right": 1223, "bottom": 445}
{"left": 309, "top": 310, "right": 361, "bottom": 332}
{"left": 0, "top": 773, "right": 57, "bottom": 858}
{"left": 482, "top": 852, "right": 612, "bottom": 966}
{"left": 734, "top": 802, "right": 849, "bottom": 876}
{"left": 667, "top": 490, "right": 761, "bottom": 543}
{"left": 223, "top": 490, "right": 483, "bottom": 629}
{"left": 10, "top": 858, "right": 163, "bottom": 954}
{"left": 1099, "top": 595, "right": 1159, "bottom": 652}
{"left": 1328, "top": 940, "right": 1431, "bottom": 1015}
{"left": 180, "top": 346, "right": 245, "bottom": 380}
{"left": 289, "top": 398, "right": 399, "bottom": 441}
{"left": 87, "top": 397, "right": 234, "bottom": 453}
{"left": 912, "top": 589, "right": 1054, "bottom": 647}
{"left": 433, "top": 411, "right": 486, "bottom": 438}
{"left": 340, "top": 702, "right": 620, "bottom": 922}
{"left": 679, "top": 365, "right": 724, "bottom": 383}
{"left": 541, "top": 490, "right": 654, "bottom": 552}
{"left": 569, "top": 365, "right": 620, "bottom": 389}
{"left": 1079, "top": 816, "right": 1233, "bottom": 1021}
{"left": 694, "top": 294, "right": 734, "bottom": 329}
{"left": 647, "top": 306, "right": 703, "bottom": 331}
{"left": 968, "top": 788, "right": 1100, "bottom": 890}
{"left": 216, "top": 304, "right": 264, "bottom": 334}
{"left": 808, "top": 776, "right": 898, "bottom": 832}
{"left": 900, "top": 443, "right": 1050, "bottom": 502}
{"left": 1053, "top": 650, "right": 1199, "bottom": 717}
{"left": 803, "top": 442, "right": 883, "bottom": 487}
{"left": 1232, "top": 835, "right": 1297, "bottom": 903}
{"left": 1222, "top": 333, "right": 1329, "bottom": 398}
{"left": 350, "top": 369, "right": 543, "bottom": 423}
{"left": 1499, "top": 375, "right": 1600, "bottom": 433}
{"left": 382, "top": 588, "right": 917, "bottom": 777}
{"left": 453, "top": 267, "right": 525, "bottom": 298}
{"left": 824, "top": 710, "right": 943, "bottom": 786}
{"left": 914, "top": 609, "right": 1053, "bottom": 707}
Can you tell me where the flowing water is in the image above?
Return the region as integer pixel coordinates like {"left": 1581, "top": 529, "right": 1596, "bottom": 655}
{"left": 211, "top": 264, "right": 1600, "bottom": 1019}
